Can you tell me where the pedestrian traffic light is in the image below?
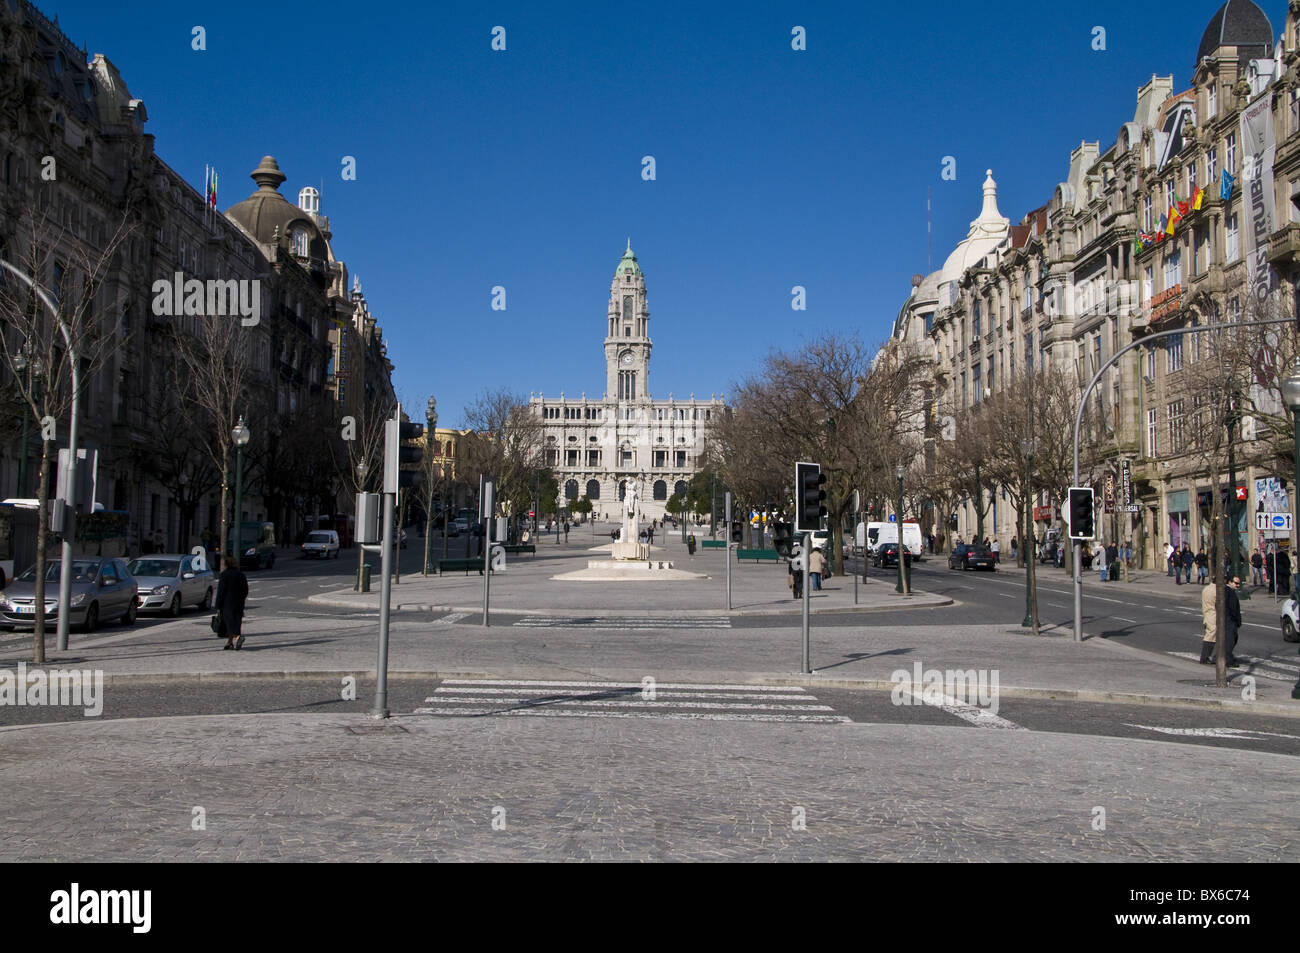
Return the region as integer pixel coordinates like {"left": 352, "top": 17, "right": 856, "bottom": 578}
{"left": 731, "top": 520, "right": 743, "bottom": 543}
{"left": 795, "top": 462, "right": 826, "bottom": 533}
{"left": 772, "top": 521, "right": 794, "bottom": 557}
{"left": 1067, "top": 487, "right": 1095, "bottom": 541}
{"left": 384, "top": 418, "right": 425, "bottom": 493}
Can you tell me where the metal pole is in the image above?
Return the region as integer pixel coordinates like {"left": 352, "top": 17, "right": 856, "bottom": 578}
{"left": 371, "top": 490, "right": 395, "bottom": 717}
{"left": 801, "top": 531, "right": 811, "bottom": 674}
{"left": 1293, "top": 408, "right": 1300, "bottom": 605}
{"left": 1071, "top": 316, "right": 1296, "bottom": 641}
{"left": 895, "top": 478, "right": 905, "bottom": 595}
{"left": 1023, "top": 465, "right": 1034, "bottom": 628}
{"left": 725, "top": 491, "right": 732, "bottom": 611}
{"left": 482, "top": 480, "right": 493, "bottom": 626}
{"left": 232, "top": 444, "right": 243, "bottom": 564}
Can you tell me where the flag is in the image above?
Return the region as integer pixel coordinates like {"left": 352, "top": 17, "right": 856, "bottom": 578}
{"left": 1177, "top": 199, "right": 1190, "bottom": 216}
{"left": 1221, "top": 169, "right": 1235, "bottom": 201}
{"left": 1192, "top": 186, "right": 1204, "bottom": 211}
{"left": 1134, "top": 234, "right": 1144, "bottom": 255}
{"left": 212, "top": 170, "right": 218, "bottom": 208}
{"left": 1159, "top": 213, "right": 1168, "bottom": 235}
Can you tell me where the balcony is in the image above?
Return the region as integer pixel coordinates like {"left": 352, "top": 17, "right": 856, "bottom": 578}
{"left": 1267, "top": 223, "right": 1300, "bottom": 265}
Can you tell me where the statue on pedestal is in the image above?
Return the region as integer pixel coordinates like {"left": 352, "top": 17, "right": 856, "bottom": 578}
{"left": 623, "top": 482, "right": 639, "bottom": 544}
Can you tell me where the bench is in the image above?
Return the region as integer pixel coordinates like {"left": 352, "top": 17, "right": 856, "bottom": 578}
{"left": 503, "top": 544, "right": 536, "bottom": 556}
{"left": 735, "top": 548, "right": 779, "bottom": 562}
{"left": 437, "top": 558, "right": 487, "bottom": 575}
{"left": 701, "top": 540, "right": 728, "bottom": 549}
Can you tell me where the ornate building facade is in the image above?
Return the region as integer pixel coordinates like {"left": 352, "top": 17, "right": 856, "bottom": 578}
{"left": 530, "top": 243, "right": 724, "bottom": 521}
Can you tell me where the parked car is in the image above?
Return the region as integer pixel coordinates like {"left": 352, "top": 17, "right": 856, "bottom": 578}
{"left": 301, "top": 530, "right": 341, "bottom": 559}
{"left": 128, "top": 554, "right": 214, "bottom": 616}
{"left": 448, "top": 518, "right": 469, "bottom": 537}
{"left": 873, "top": 543, "right": 913, "bottom": 568}
{"left": 0, "top": 557, "right": 138, "bottom": 632}
{"left": 948, "top": 544, "right": 997, "bottom": 571}
{"left": 1282, "top": 598, "right": 1299, "bottom": 642}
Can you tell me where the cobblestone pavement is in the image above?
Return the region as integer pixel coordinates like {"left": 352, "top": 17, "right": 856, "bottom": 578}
{"left": 0, "top": 713, "right": 1293, "bottom": 861}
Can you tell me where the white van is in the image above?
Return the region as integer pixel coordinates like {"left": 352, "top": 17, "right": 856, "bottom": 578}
{"left": 856, "top": 521, "right": 922, "bottom": 558}
{"left": 301, "top": 530, "right": 340, "bottom": 559}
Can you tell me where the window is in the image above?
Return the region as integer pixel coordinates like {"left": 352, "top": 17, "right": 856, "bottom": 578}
{"left": 653, "top": 480, "right": 667, "bottom": 500}
{"left": 1228, "top": 296, "right": 1241, "bottom": 322}
{"left": 586, "top": 479, "right": 601, "bottom": 500}
{"left": 619, "top": 450, "right": 634, "bottom": 468}
{"left": 1166, "top": 180, "right": 1176, "bottom": 209}
{"left": 618, "top": 481, "right": 626, "bottom": 501}
{"left": 1148, "top": 409, "right": 1158, "bottom": 458}
{"left": 1146, "top": 347, "right": 1156, "bottom": 380}
{"left": 987, "top": 355, "right": 994, "bottom": 392}
{"left": 1208, "top": 83, "right": 1218, "bottom": 118}
{"left": 674, "top": 450, "right": 687, "bottom": 468}
{"left": 624, "top": 326, "right": 630, "bottom": 337}
{"left": 1167, "top": 400, "right": 1186, "bottom": 450}
{"left": 1208, "top": 145, "right": 1218, "bottom": 184}
{"left": 1094, "top": 336, "right": 1102, "bottom": 375}
{"left": 623, "top": 295, "right": 633, "bottom": 322}
{"left": 545, "top": 449, "right": 559, "bottom": 467}
{"left": 1144, "top": 265, "right": 1154, "bottom": 302}
{"left": 565, "top": 480, "right": 578, "bottom": 500}
{"left": 1188, "top": 159, "right": 1197, "bottom": 194}
{"left": 1143, "top": 195, "right": 1153, "bottom": 232}
{"left": 924, "top": 311, "right": 934, "bottom": 333}
{"left": 653, "top": 450, "right": 666, "bottom": 467}
{"left": 1226, "top": 132, "right": 1236, "bottom": 173}
{"left": 1164, "top": 248, "right": 1182, "bottom": 287}
{"left": 1167, "top": 334, "right": 1183, "bottom": 373}
{"left": 586, "top": 450, "right": 601, "bottom": 467}
{"left": 972, "top": 364, "right": 982, "bottom": 402}
{"left": 565, "top": 449, "right": 579, "bottom": 467}
{"left": 1226, "top": 213, "right": 1239, "bottom": 261}
{"left": 674, "top": 480, "right": 687, "bottom": 498}
{"left": 972, "top": 301, "right": 981, "bottom": 339}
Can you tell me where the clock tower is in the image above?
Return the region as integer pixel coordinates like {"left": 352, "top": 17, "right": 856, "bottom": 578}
{"left": 605, "top": 239, "right": 652, "bottom": 401}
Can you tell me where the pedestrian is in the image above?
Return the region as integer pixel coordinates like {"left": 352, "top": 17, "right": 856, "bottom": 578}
{"left": 990, "top": 539, "right": 1000, "bottom": 563}
{"left": 1266, "top": 546, "right": 1276, "bottom": 593}
{"left": 1165, "top": 541, "right": 1175, "bottom": 577}
{"left": 1224, "top": 575, "right": 1242, "bottom": 666}
{"left": 1278, "top": 549, "right": 1292, "bottom": 597}
{"left": 1107, "top": 541, "right": 1119, "bottom": 581}
{"left": 1180, "top": 545, "right": 1194, "bottom": 585}
{"left": 687, "top": 533, "right": 696, "bottom": 557}
{"left": 1195, "top": 547, "right": 1208, "bottom": 584}
{"left": 1010, "top": 537, "right": 1018, "bottom": 563}
{"left": 215, "top": 555, "right": 249, "bottom": 651}
{"left": 646, "top": 525, "right": 653, "bottom": 545}
{"left": 788, "top": 551, "right": 803, "bottom": 599}
{"left": 1251, "top": 549, "right": 1263, "bottom": 586}
{"left": 1199, "top": 575, "right": 1217, "bottom": 664}
{"left": 809, "top": 546, "right": 826, "bottom": 591}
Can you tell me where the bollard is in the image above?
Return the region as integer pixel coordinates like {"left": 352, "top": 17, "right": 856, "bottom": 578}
{"left": 361, "top": 563, "right": 372, "bottom": 592}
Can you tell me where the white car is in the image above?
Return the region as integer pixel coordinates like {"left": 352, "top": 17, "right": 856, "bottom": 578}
{"left": 1282, "top": 598, "right": 1299, "bottom": 643}
{"left": 301, "top": 530, "right": 340, "bottom": 559}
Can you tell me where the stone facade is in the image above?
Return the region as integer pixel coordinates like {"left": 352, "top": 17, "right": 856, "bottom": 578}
{"left": 891, "top": 0, "right": 1300, "bottom": 568}
{"left": 531, "top": 243, "right": 724, "bottom": 522}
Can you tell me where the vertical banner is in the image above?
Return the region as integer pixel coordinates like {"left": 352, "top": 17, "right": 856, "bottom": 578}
{"left": 1240, "top": 94, "right": 1277, "bottom": 307}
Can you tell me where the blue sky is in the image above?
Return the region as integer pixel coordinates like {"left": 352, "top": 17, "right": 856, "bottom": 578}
{"left": 43, "top": 0, "right": 1290, "bottom": 424}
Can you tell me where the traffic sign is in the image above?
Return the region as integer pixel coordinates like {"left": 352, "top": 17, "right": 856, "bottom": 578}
{"left": 1256, "top": 512, "right": 1294, "bottom": 531}
{"left": 888, "top": 514, "right": 897, "bottom": 523}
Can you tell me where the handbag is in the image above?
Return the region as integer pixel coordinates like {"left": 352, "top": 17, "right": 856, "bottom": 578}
{"left": 210, "top": 613, "right": 223, "bottom": 635}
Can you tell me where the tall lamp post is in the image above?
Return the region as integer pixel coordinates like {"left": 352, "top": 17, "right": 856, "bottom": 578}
{"left": 177, "top": 470, "right": 189, "bottom": 552}
{"left": 11, "top": 343, "right": 43, "bottom": 497}
{"left": 230, "top": 417, "right": 250, "bottom": 562}
{"left": 356, "top": 460, "right": 368, "bottom": 590}
{"left": 1283, "top": 361, "right": 1300, "bottom": 700}
{"left": 424, "top": 398, "right": 437, "bottom": 575}
{"left": 895, "top": 465, "right": 909, "bottom": 596}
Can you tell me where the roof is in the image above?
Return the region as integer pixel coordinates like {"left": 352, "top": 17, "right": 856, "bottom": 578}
{"left": 224, "top": 156, "right": 324, "bottom": 252}
{"left": 615, "top": 237, "right": 642, "bottom": 277}
{"left": 938, "top": 169, "right": 1010, "bottom": 289}
{"left": 1197, "top": 0, "right": 1273, "bottom": 66}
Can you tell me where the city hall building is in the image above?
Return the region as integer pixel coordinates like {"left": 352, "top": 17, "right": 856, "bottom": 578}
{"left": 530, "top": 243, "right": 724, "bottom": 522}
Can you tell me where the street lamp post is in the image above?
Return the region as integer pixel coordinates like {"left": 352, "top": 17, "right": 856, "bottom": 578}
{"left": 895, "top": 465, "right": 909, "bottom": 595}
{"left": 178, "top": 470, "right": 189, "bottom": 553}
{"left": 230, "top": 417, "right": 250, "bottom": 564}
{"left": 1282, "top": 361, "right": 1300, "bottom": 700}
{"left": 355, "top": 460, "right": 368, "bottom": 590}
{"left": 1021, "top": 438, "right": 1038, "bottom": 631}
{"left": 424, "top": 400, "right": 437, "bottom": 575}
{"left": 12, "top": 344, "right": 43, "bottom": 498}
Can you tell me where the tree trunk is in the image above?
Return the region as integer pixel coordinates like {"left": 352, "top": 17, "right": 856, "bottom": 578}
{"left": 1214, "top": 502, "right": 1227, "bottom": 688}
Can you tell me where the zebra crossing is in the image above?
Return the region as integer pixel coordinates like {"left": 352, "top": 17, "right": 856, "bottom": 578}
{"left": 1168, "top": 651, "right": 1300, "bottom": 682}
{"left": 512, "top": 616, "right": 731, "bottom": 630}
{"left": 413, "top": 678, "right": 850, "bottom": 723}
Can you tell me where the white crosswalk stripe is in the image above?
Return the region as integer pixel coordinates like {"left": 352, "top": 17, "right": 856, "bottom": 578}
{"left": 414, "top": 678, "right": 848, "bottom": 722}
{"left": 513, "top": 616, "right": 731, "bottom": 629}
{"left": 430, "top": 611, "right": 471, "bottom": 626}
{"left": 1167, "top": 651, "right": 1299, "bottom": 681}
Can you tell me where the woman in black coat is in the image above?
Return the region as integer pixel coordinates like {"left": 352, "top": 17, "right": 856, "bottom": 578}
{"left": 215, "top": 555, "right": 250, "bottom": 650}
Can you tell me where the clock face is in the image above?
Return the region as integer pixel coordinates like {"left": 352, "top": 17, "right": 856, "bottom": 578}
{"left": 621, "top": 352, "right": 634, "bottom": 366}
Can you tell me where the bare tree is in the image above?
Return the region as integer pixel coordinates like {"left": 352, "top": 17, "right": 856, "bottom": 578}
{"left": 0, "top": 201, "right": 137, "bottom": 661}
{"left": 461, "top": 388, "right": 543, "bottom": 520}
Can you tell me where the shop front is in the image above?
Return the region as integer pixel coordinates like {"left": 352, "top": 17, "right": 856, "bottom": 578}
{"left": 1166, "top": 489, "right": 1190, "bottom": 551}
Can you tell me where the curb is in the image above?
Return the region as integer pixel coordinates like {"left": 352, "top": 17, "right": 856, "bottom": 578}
{"left": 28, "top": 668, "right": 1298, "bottom": 718}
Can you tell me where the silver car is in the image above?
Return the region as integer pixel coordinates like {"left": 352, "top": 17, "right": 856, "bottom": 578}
{"left": 128, "top": 554, "right": 214, "bottom": 616}
{"left": 0, "top": 557, "right": 139, "bottom": 632}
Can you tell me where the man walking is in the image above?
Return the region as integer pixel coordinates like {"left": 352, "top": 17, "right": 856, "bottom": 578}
{"left": 1224, "top": 575, "right": 1242, "bottom": 666}
{"left": 1199, "top": 577, "right": 1217, "bottom": 664}
{"left": 1251, "top": 549, "right": 1264, "bottom": 587}
{"left": 1278, "top": 548, "right": 1292, "bottom": 598}
{"left": 1180, "top": 545, "right": 1194, "bottom": 585}
{"left": 1165, "top": 541, "right": 1175, "bottom": 577}
{"left": 1195, "top": 547, "right": 1208, "bottom": 585}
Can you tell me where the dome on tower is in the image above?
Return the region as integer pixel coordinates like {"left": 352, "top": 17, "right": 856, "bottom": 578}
{"left": 615, "top": 237, "right": 642, "bottom": 277}
{"left": 1196, "top": 0, "right": 1273, "bottom": 67}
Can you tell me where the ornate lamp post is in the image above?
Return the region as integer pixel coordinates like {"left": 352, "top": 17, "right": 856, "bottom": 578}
{"left": 424, "top": 399, "right": 437, "bottom": 575}
{"left": 356, "top": 460, "right": 368, "bottom": 589}
{"left": 1021, "top": 437, "right": 1038, "bottom": 631}
{"left": 230, "top": 417, "right": 250, "bottom": 562}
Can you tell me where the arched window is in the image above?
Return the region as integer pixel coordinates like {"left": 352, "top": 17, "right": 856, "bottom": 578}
{"left": 618, "top": 481, "right": 627, "bottom": 501}
{"left": 291, "top": 226, "right": 309, "bottom": 257}
{"left": 653, "top": 480, "right": 667, "bottom": 500}
{"left": 674, "top": 480, "right": 687, "bottom": 498}
{"left": 586, "top": 479, "right": 601, "bottom": 500}
{"left": 565, "top": 480, "right": 578, "bottom": 500}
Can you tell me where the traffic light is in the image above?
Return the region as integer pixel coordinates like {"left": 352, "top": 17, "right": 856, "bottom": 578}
{"left": 772, "top": 521, "right": 794, "bottom": 557}
{"left": 730, "top": 520, "right": 743, "bottom": 543}
{"left": 384, "top": 418, "right": 425, "bottom": 493}
{"left": 1067, "top": 487, "right": 1095, "bottom": 541}
{"left": 795, "top": 462, "right": 826, "bottom": 533}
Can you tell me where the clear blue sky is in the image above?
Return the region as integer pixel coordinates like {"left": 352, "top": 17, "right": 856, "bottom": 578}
{"left": 44, "top": 0, "right": 1289, "bottom": 424}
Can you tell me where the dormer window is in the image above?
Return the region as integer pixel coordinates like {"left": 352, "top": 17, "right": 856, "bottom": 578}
{"left": 291, "top": 226, "right": 309, "bottom": 257}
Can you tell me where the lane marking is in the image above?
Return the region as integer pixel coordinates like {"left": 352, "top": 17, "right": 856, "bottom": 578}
{"left": 441, "top": 678, "right": 801, "bottom": 691}
{"left": 1126, "top": 724, "right": 1300, "bottom": 741}
{"left": 430, "top": 611, "right": 471, "bottom": 626}
{"left": 423, "top": 697, "right": 836, "bottom": 712}
{"left": 412, "top": 707, "right": 850, "bottom": 723}
{"left": 435, "top": 687, "right": 814, "bottom": 700}
{"left": 895, "top": 687, "right": 1025, "bottom": 730}
{"left": 1114, "top": 617, "right": 1138, "bottom": 624}
{"left": 1166, "top": 651, "right": 1298, "bottom": 680}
